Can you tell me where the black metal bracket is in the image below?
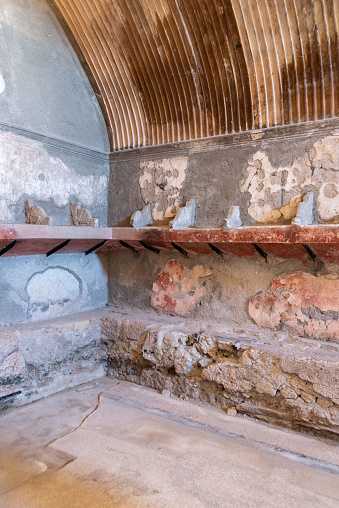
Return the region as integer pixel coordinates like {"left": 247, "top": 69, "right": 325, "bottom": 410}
{"left": 0, "top": 240, "right": 17, "bottom": 257}
{"left": 119, "top": 240, "right": 138, "bottom": 253}
{"left": 85, "top": 240, "right": 107, "bottom": 255}
{"left": 208, "top": 243, "right": 225, "bottom": 256}
{"left": 139, "top": 241, "right": 160, "bottom": 254}
{"left": 303, "top": 243, "right": 317, "bottom": 262}
{"left": 253, "top": 243, "right": 268, "bottom": 263}
{"left": 171, "top": 242, "right": 188, "bottom": 257}
{"left": 46, "top": 239, "right": 71, "bottom": 257}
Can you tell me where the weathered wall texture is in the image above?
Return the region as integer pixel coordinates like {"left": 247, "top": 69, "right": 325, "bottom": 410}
{"left": 0, "top": 129, "right": 108, "bottom": 225}
{"left": 0, "top": 0, "right": 110, "bottom": 398}
{"left": 108, "top": 120, "right": 339, "bottom": 227}
{"left": 106, "top": 119, "right": 339, "bottom": 437}
{"left": 0, "top": 310, "right": 107, "bottom": 409}
{"left": 0, "top": 0, "right": 110, "bottom": 226}
{"left": 103, "top": 309, "right": 339, "bottom": 438}
{"left": 0, "top": 253, "right": 108, "bottom": 327}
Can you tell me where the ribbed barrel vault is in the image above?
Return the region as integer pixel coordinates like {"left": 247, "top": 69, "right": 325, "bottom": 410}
{"left": 52, "top": 0, "right": 339, "bottom": 151}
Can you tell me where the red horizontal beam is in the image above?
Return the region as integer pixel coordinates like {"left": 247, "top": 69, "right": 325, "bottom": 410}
{"left": 109, "top": 225, "right": 339, "bottom": 244}
{"left": 0, "top": 224, "right": 338, "bottom": 258}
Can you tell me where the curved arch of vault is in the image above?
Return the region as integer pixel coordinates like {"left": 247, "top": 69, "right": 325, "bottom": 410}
{"left": 52, "top": 0, "right": 339, "bottom": 151}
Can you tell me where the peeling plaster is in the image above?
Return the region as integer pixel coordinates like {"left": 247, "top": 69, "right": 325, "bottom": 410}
{"left": 139, "top": 157, "right": 187, "bottom": 221}
{"left": 242, "top": 131, "right": 339, "bottom": 223}
{"left": 0, "top": 132, "right": 108, "bottom": 222}
{"left": 249, "top": 272, "right": 339, "bottom": 342}
{"left": 151, "top": 259, "right": 212, "bottom": 316}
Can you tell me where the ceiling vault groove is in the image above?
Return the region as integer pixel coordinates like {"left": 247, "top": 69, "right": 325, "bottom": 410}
{"left": 52, "top": 0, "right": 339, "bottom": 151}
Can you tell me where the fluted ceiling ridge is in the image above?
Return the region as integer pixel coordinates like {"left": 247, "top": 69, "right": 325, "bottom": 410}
{"left": 52, "top": 0, "right": 339, "bottom": 151}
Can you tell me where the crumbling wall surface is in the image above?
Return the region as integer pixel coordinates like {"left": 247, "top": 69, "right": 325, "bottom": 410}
{"left": 0, "top": 130, "right": 109, "bottom": 225}
{"left": 0, "top": 0, "right": 110, "bottom": 225}
{"left": 0, "top": 253, "right": 108, "bottom": 327}
{"left": 102, "top": 309, "right": 339, "bottom": 438}
{"left": 0, "top": 310, "right": 107, "bottom": 409}
{"left": 249, "top": 273, "right": 339, "bottom": 342}
{"left": 108, "top": 120, "right": 339, "bottom": 227}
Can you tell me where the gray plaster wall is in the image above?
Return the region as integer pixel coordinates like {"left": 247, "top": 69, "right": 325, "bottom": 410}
{"left": 0, "top": 0, "right": 110, "bottom": 226}
{"left": 107, "top": 119, "right": 339, "bottom": 330}
{"left": 0, "top": 0, "right": 109, "bottom": 152}
{"left": 0, "top": 253, "right": 108, "bottom": 327}
{"left": 0, "top": 0, "right": 110, "bottom": 333}
{"left": 107, "top": 250, "right": 306, "bottom": 329}
{"left": 108, "top": 119, "right": 339, "bottom": 227}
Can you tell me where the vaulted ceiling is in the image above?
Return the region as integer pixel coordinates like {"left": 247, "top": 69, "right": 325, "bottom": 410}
{"left": 52, "top": 0, "right": 339, "bottom": 151}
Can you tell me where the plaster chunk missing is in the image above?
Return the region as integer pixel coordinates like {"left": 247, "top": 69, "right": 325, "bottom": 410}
{"left": 151, "top": 260, "right": 212, "bottom": 316}
{"left": 249, "top": 272, "right": 339, "bottom": 341}
{"left": 242, "top": 131, "right": 339, "bottom": 223}
{"left": 0, "top": 132, "right": 107, "bottom": 223}
{"left": 139, "top": 157, "right": 187, "bottom": 221}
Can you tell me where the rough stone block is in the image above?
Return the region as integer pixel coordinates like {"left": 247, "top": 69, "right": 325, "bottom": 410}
{"left": 104, "top": 309, "right": 339, "bottom": 437}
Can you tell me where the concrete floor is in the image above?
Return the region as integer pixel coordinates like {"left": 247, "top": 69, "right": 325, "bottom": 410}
{"left": 0, "top": 378, "right": 338, "bottom": 508}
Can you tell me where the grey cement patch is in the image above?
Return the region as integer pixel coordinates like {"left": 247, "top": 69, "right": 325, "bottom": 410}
{"left": 0, "top": 253, "right": 108, "bottom": 327}
{"left": 0, "top": 0, "right": 109, "bottom": 152}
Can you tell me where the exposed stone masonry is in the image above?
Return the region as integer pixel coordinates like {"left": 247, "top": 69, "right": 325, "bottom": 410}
{"left": 102, "top": 310, "right": 339, "bottom": 438}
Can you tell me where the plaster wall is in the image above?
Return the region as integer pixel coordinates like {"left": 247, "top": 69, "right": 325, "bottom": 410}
{"left": 0, "top": 0, "right": 109, "bottom": 326}
{"left": 106, "top": 120, "right": 339, "bottom": 435}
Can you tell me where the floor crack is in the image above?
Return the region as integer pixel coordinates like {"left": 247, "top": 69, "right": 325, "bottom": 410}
{"left": 44, "top": 382, "right": 118, "bottom": 450}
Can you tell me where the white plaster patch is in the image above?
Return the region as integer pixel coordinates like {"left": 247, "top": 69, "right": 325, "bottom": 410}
{"left": 27, "top": 267, "right": 81, "bottom": 321}
{"left": 139, "top": 157, "right": 187, "bottom": 221}
{"left": 0, "top": 132, "right": 108, "bottom": 222}
{"left": 241, "top": 131, "right": 339, "bottom": 223}
{"left": 0, "top": 74, "right": 5, "bottom": 95}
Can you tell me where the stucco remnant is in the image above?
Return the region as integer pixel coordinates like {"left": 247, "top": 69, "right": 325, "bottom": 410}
{"left": 249, "top": 272, "right": 339, "bottom": 341}
{"left": 0, "top": 74, "right": 5, "bottom": 95}
{"left": 223, "top": 205, "right": 242, "bottom": 230}
{"left": 70, "top": 202, "right": 98, "bottom": 227}
{"left": 292, "top": 192, "right": 314, "bottom": 226}
{"left": 151, "top": 260, "right": 212, "bottom": 316}
{"left": 26, "top": 267, "right": 81, "bottom": 321}
{"left": 170, "top": 199, "right": 195, "bottom": 229}
{"left": 103, "top": 311, "right": 339, "bottom": 436}
{"left": 24, "top": 199, "right": 51, "bottom": 225}
{"left": 130, "top": 204, "right": 153, "bottom": 229}
{"left": 242, "top": 131, "right": 339, "bottom": 224}
{"left": 0, "top": 132, "right": 107, "bottom": 223}
{"left": 139, "top": 157, "right": 187, "bottom": 221}
{"left": 0, "top": 311, "right": 106, "bottom": 408}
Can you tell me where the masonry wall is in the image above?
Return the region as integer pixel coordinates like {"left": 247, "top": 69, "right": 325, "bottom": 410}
{"left": 106, "top": 119, "right": 339, "bottom": 437}
{"left": 0, "top": 0, "right": 109, "bottom": 402}
{"left": 0, "top": 0, "right": 110, "bottom": 328}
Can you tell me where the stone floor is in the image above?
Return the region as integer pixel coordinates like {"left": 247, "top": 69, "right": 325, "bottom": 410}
{"left": 0, "top": 378, "right": 338, "bottom": 507}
